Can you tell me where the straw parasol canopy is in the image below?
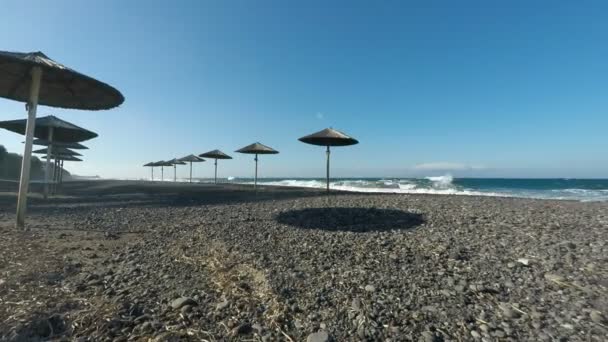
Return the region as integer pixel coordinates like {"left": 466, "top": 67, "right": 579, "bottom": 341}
{"left": 33, "top": 146, "right": 82, "bottom": 156}
{"left": 199, "top": 149, "right": 232, "bottom": 184}
{"left": 236, "top": 142, "right": 279, "bottom": 155}
{"left": 43, "top": 154, "right": 82, "bottom": 162}
{"left": 299, "top": 128, "right": 359, "bottom": 193}
{"left": 31, "top": 139, "right": 88, "bottom": 149}
{"left": 0, "top": 115, "right": 98, "bottom": 142}
{"left": 0, "top": 50, "right": 123, "bottom": 229}
{"left": 178, "top": 155, "right": 205, "bottom": 183}
{"left": 0, "top": 51, "right": 124, "bottom": 110}
{"left": 236, "top": 142, "right": 279, "bottom": 189}
{"left": 299, "top": 128, "right": 359, "bottom": 147}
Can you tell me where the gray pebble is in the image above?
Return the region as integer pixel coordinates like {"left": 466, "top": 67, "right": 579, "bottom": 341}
{"left": 170, "top": 297, "right": 197, "bottom": 309}
{"left": 307, "top": 331, "right": 329, "bottom": 342}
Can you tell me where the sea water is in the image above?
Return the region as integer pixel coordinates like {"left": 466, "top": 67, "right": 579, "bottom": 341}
{"left": 228, "top": 175, "right": 608, "bottom": 202}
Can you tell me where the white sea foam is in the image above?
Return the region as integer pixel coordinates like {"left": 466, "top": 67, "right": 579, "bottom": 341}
{"left": 425, "top": 174, "right": 454, "bottom": 188}
{"left": 239, "top": 177, "right": 508, "bottom": 198}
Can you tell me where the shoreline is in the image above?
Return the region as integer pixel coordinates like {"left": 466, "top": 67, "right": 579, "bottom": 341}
{"left": 2, "top": 177, "right": 605, "bottom": 204}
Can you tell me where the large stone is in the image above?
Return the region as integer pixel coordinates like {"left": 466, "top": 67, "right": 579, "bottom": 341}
{"left": 307, "top": 331, "right": 329, "bottom": 342}
{"left": 170, "top": 297, "right": 197, "bottom": 310}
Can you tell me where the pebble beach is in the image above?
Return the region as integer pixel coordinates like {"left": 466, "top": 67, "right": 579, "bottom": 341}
{"left": 1, "top": 180, "right": 607, "bottom": 341}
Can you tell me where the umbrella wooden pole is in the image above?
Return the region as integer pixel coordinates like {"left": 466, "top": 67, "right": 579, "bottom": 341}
{"left": 216, "top": 159, "right": 220, "bottom": 184}
{"left": 254, "top": 154, "right": 258, "bottom": 190}
{"left": 60, "top": 160, "right": 64, "bottom": 185}
{"left": 189, "top": 161, "right": 192, "bottom": 183}
{"left": 161, "top": 166, "right": 164, "bottom": 181}
{"left": 53, "top": 158, "right": 58, "bottom": 193}
{"left": 151, "top": 167, "right": 154, "bottom": 181}
{"left": 174, "top": 164, "right": 177, "bottom": 182}
{"left": 43, "top": 128, "right": 54, "bottom": 199}
{"left": 326, "top": 145, "right": 330, "bottom": 193}
{"left": 56, "top": 159, "right": 60, "bottom": 191}
{"left": 16, "top": 66, "right": 42, "bottom": 230}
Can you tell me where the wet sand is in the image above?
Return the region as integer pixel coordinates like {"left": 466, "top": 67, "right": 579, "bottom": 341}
{"left": 1, "top": 180, "right": 607, "bottom": 341}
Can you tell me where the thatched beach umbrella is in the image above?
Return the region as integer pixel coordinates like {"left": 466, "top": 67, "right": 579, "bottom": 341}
{"left": 153, "top": 161, "right": 173, "bottom": 181}
{"left": 169, "top": 158, "right": 186, "bottom": 182}
{"left": 299, "top": 128, "right": 358, "bottom": 193}
{"left": 0, "top": 50, "right": 123, "bottom": 229}
{"left": 199, "top": 149, "right": 232, "bottom": 184}
{"left": 178, "top": 155, "right": 205, "bottom": 183}
{"left": 235, "top": 142, "right": 279, "bottom": 190}
{"left": 143, "top": 162, "right": 156, "bottom": 181}
{"left": 0, "top": 115, "right": 97, "bottom": 199}
{"left": 42, "top": 154, "right": 82, "bottom": 186}
{"left": 31, "top": 139, "right": 88, "bottom": 149}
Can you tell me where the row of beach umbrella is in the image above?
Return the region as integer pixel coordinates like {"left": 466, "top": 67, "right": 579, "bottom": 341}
{"left": 0, "top": 50, "right": 360, "bottom": 231}
{"left": 145, "top": 149, "right": 234, "bottom": 184}
{"left": 144, "top": 127, "right": 359, "bottom": 192}
{"left": 0, "top": 115, "right": 98, "bottom": 195}
{"left": 0, "top": 50, "right": 123, "bottom": 229}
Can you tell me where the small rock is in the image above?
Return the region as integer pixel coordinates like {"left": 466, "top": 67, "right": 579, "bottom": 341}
{"left": 170, "top": 297, "right": 197, "bottom": 310}
{"left": 231, "top": 323, "right": 253, "bottom": 336}
{"left": 590, "top": 311, "right": 605, "bottom": 324}
{"left": 544, "top": 273, "right": 564, "bottom": 282}
{"left": 491, "top": 329, "right": 506, "bottom": 338}
{"left": 420, "top": 331, "right": 437, "bottom": 342}
{"left": 307, "top": 331, "right": 329, "bottom": 342}
{"left": 470, "top": 330, "right": 481, "bottom": 339}
{"left": 499, "top": 304, "right": 521, "bottom": 319}
{"left": 216, "top": 299, "right": 229, "bottom": 310}
{"left": 153, "top": 331, "right": 180, "bottom": 342}
{"left": 364, "top": 285, "right": 376, "bottom": 292}
{"left": 516, "top": 258, "right": 530, "bottom": 266}
{"left": 351, "top": 298, "right": 362, "bottom": 311}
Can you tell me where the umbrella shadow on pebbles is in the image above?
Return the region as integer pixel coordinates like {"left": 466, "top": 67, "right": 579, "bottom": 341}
{"left": 275, "top": 207, "right": 425, "bottom": 233}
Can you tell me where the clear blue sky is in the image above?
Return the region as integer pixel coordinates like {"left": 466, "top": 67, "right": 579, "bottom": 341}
{"left": 1, "top": 0, "right": 606, "bottom": 179}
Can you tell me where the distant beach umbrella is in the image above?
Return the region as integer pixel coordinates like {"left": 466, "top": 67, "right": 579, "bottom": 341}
{"left": 235, "top": 142, "right": 279, "bottom": 190}
{"left": 199, "top": 149, "right": 232, "bottom": 184}
{"left": 299, "top": 128, "right": 358, "bottom": 193}
{"left": 143, "top": 162, "right": 156, "bottom": 181}
{"left": 43, "top": 154, "right": 82, "bottom": 187}
{"left": 169, "top": 158, "right": 187, "bottom": 182}
{"left": 0, "top": 115, "right": 97, "bottom": 199}
{"left": 0, "top": 50, "right": 123, "bottom": 229}
{"left": 31, "top": 139, "right": 88, "bottom": 149}
{"left": 154, "top": 161, "right": 173, "bottom": 181}
{"left": 33, "top": 146, "right": 82, "bottom": 156}
{"left": 178, "top": 154, "right": 205, "bottom": 183}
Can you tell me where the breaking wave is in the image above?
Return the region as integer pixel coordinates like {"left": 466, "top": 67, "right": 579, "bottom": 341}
{"left": 232, "top": 176, "right": 608, "bottom": 202}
